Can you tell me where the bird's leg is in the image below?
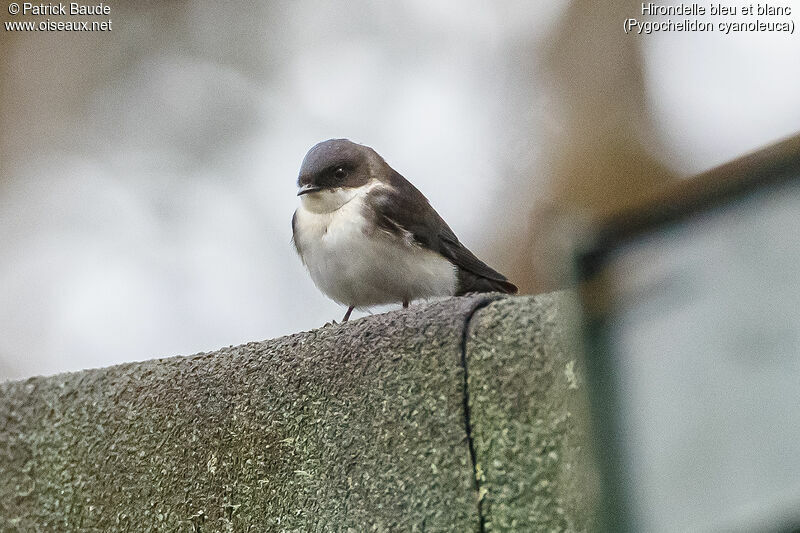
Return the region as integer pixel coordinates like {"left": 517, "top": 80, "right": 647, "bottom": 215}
{"left": 342, "top": 306, "right": 354, "bottom": 322}
{"left": 402, "top": 299, "right": 409, "bottom": 309}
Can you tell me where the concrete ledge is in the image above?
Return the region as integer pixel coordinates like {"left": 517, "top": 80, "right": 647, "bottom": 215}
{"left": 0, "top": 293, "right": 597, "bottom": 531}
{"left": 467, "top": 293, "right": 599, "bottom": 531}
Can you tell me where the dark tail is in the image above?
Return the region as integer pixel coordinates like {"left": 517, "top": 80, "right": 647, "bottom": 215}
{"left": 455, "top": 269, "right": 518, "bottom": 296}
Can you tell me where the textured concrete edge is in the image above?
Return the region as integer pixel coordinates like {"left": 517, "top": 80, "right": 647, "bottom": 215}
{"left": 0, "top": 294, "right": 503, "bottom": 387}
{"left": 458, "top": 297, "right": 506, "bottom": 533}
{"left": 1, "top": 293, "right": 547, "bottom": 531}
{"left": 0, "top": 294, "right": 507, "bottom": 531}
{"left": 462, "top": 292, "right": 600, "bottom": 531}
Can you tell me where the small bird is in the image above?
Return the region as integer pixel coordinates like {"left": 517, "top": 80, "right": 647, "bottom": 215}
{"left": 292, "top": 139, "right": 517, "bottom": 322}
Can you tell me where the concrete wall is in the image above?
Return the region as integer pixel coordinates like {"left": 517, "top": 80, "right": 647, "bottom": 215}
{"left": 0, "top": 293, "right": 599, "bottom": 532}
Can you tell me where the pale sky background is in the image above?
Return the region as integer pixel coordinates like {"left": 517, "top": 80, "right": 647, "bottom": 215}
{"left": 1, "top": 1, "right": 799, "bottom": 380}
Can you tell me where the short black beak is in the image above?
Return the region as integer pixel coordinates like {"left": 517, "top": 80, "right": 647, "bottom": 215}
{"left": 297, "top": 184, "right": 322, "bottom": 196}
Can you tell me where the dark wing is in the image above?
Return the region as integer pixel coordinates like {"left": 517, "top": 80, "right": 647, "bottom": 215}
{"left": 365, "top": 170, "right": 517, "bottom": 295}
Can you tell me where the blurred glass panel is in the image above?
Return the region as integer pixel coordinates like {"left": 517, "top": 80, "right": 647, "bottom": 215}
{"left": 604, "top": 177, "right": 800, "bottom": 532}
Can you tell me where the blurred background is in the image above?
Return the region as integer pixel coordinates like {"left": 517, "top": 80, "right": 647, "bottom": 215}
{"left": 1, "top": 0, "right": 799, "bottom": 380}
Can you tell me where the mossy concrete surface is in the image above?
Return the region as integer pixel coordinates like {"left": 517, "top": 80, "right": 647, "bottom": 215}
{"left": 467, "top": 293, "right": 600, "bottom": 532}
{"left": 0, "top": 293, "right": 597, "bottom": 532}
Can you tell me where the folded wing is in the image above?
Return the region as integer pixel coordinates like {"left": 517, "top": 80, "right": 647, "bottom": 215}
{"left": 365, "top": 171, "right": 518, "bottom": 295}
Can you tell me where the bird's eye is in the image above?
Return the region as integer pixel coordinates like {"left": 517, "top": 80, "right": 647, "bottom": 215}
{"left": 334, "top": 167, "right": 346, "bottom": 179}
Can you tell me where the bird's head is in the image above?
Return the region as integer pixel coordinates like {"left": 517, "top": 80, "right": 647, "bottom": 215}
{"left": 296, "top": 139, "right": 379, "bottom": 197}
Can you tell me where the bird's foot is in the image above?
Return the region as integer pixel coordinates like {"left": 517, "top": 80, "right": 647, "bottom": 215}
{"left": 342, "top": 306, "right": 355, "bottom": 322}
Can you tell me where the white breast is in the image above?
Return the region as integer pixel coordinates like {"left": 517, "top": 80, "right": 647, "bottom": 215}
{"left": 293, "top": 181, "right": 457, "bottom": 308}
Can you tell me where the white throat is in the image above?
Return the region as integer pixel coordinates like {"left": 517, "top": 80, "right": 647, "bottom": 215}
{"left": 300, "top": 187, "right": 363, "bottom": 214}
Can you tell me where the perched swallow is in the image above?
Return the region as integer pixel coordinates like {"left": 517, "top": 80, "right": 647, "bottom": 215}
{"left": 292, "top": 139, "right": 517, "bottom": 322}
